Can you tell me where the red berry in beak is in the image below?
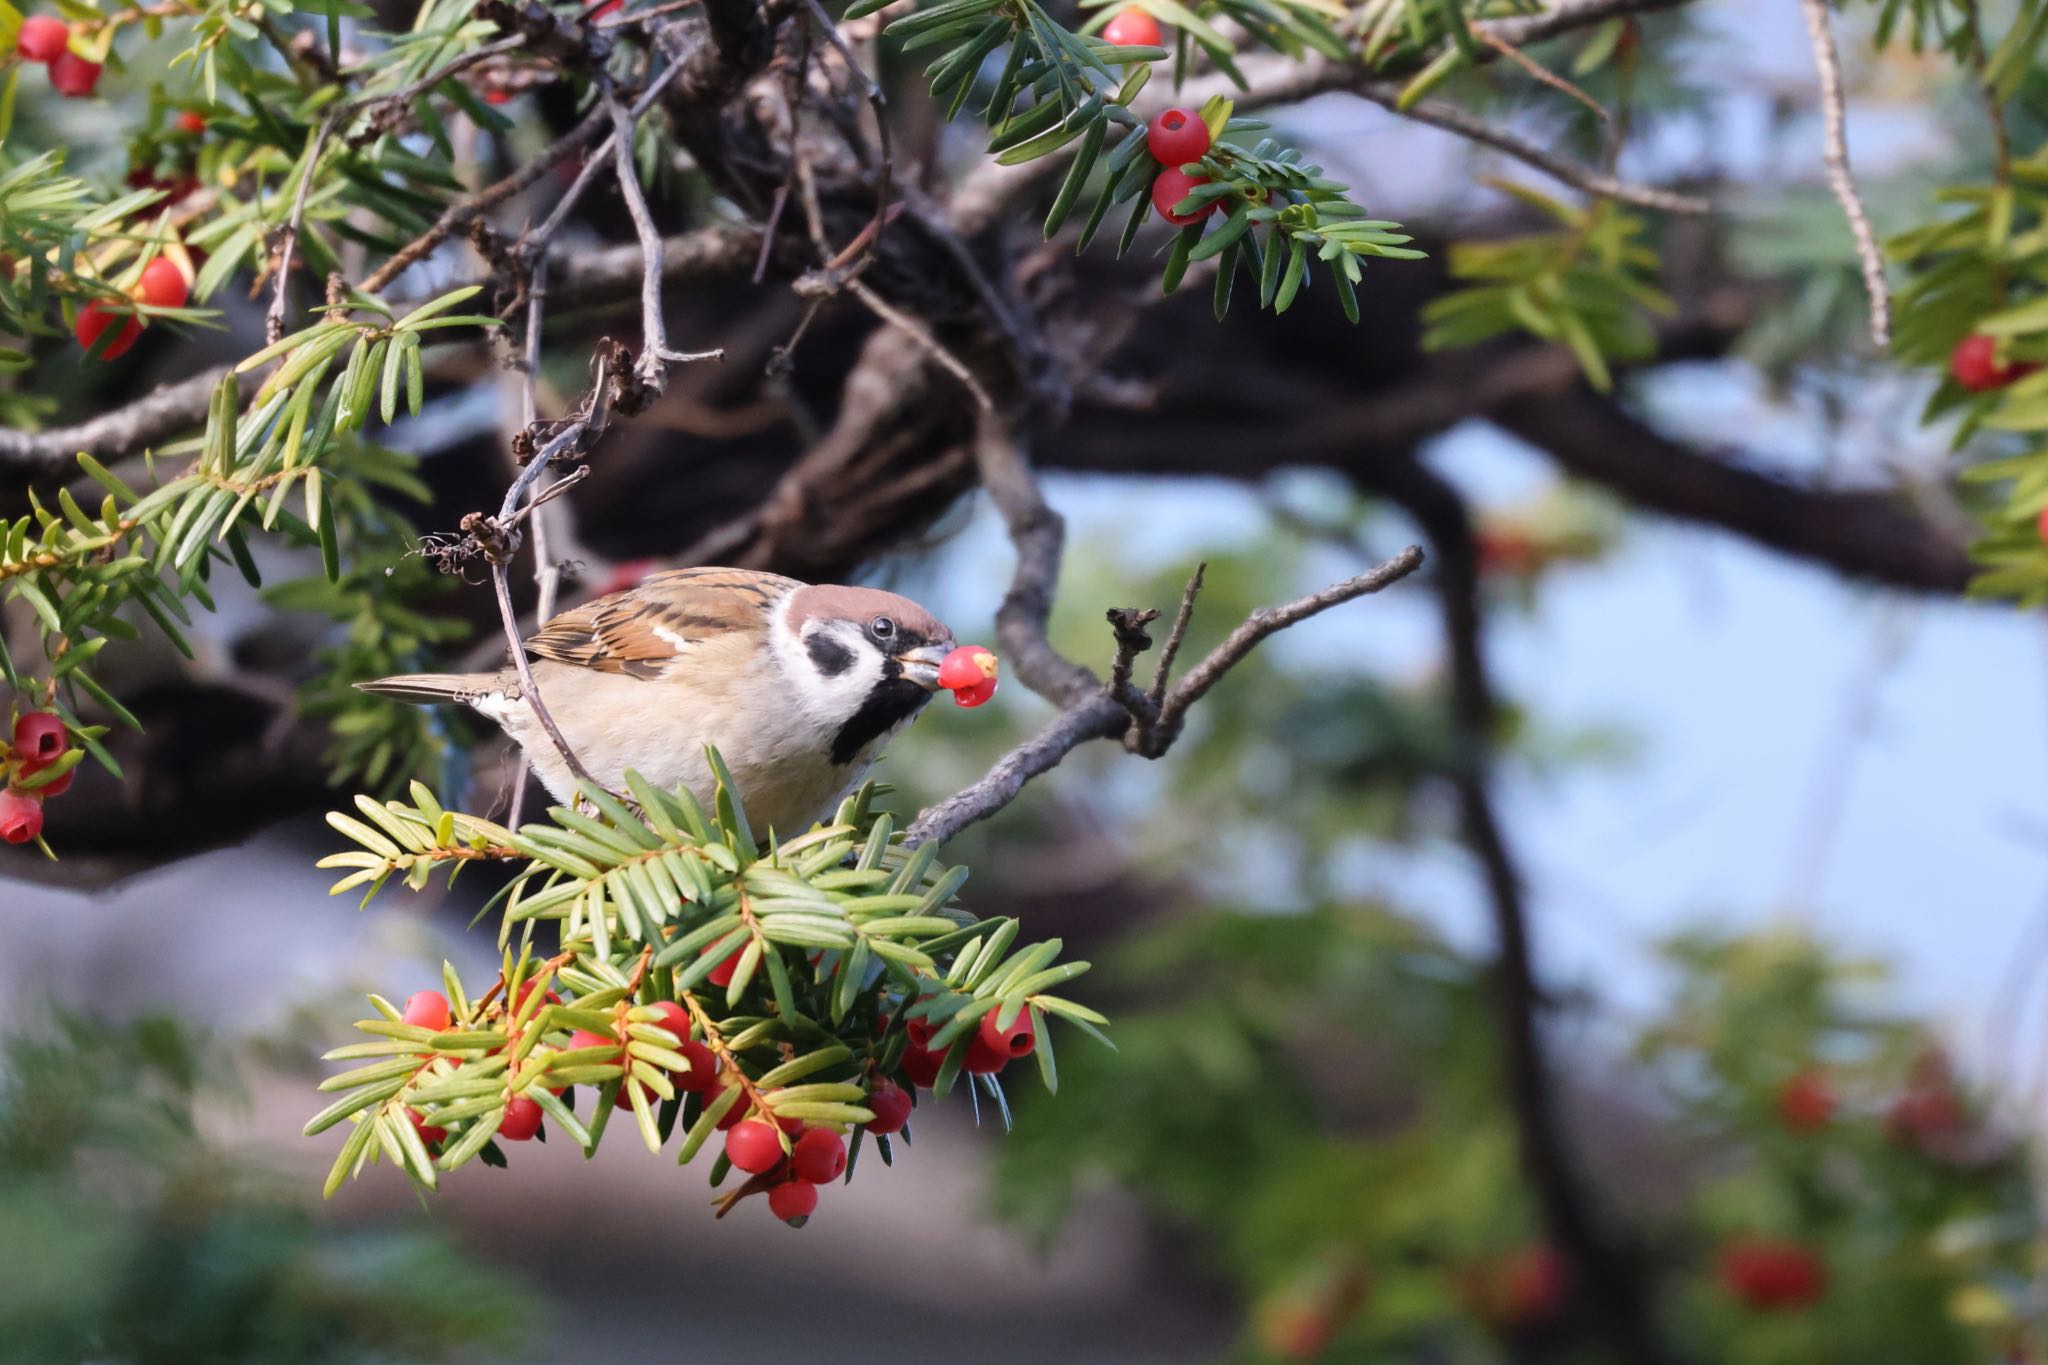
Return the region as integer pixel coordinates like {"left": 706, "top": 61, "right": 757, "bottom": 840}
{"left": 939, "top": 645, "right": 999, "bottom": 706}
{"left": 13, "top": 711, "right": 66, "bottom": 767}
{"left": 768, "top": 1179, "right": 818, "bottom": 1225}
{"left": 0, "top": 788, "right": 43, "bottom": 845}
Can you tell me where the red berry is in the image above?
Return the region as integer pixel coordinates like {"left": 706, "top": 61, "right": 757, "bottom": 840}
{"left": 674, "top": 1039, "right": 718, "bottom": 1093}
{"left": 714, "top": 1078, "right": 751, "bottom": 1129}
{"left": 645, "top": 999, "right": 690, "bottom": 1044}
{"left": 1151, "top": 167, "right": 1215, "bottom": 226}
{"left": 937, "top": 644, "right": 998, "bottom": 692}
{"left": 407, "top": 1107, "right": 448, "bottom": 1147}
{"left": 74, "top": 301, "right": 141, "bottom": 360}
{"left": 1496, "top": 1244, "right": 1567, "bottom": 1326}
{"left": 176, "top": 110, "right": 206, "bottom": 135}
{"left": 790, "top": 1127, "right": 846, "bottom": 1183}
{"left": 905, "top": 1015, "right": 936, "bottom": 1048}
{"left": 1101, "top": 6, "right": 1161, "bottom": 46}
{"left": 768, "top": 1179, "right": 818, "bottom": 1224}
{"left": 964, "top": 1033, "right": 1009, "bottom": 1074}
{"left": 482, "top": 87, "right": 511, "bottom": 105}
{"left": 48, "top": 49, "right": 99, "bottom": 97}
{"left": 0, "top": 788, "right": 43, "bottom": 845}
{"left": 136, "top": 255, "right": 189, "bottom": 309}
{"left": 591, "top": 0, "right": 623, "bottom": 14}
{"left": 510, "top": 977, "right": 562, "bottom": 1016}
{"left": 499, "top": 1094, "right": 544, "bottom": 1141}
{"left": 1951, "top": 332, "right": 2038, "bottom": 392}
{"left": 977, "top": 1006, "right": 1035, "bottom": 1060}
{"left": 725, "top": 1118, "right": 785, "bottom": 1173}
{"left": 1717, "top": 1238, "right": 1827, "bottom": 1311}
{"left": 31, "top": 766, "right": 73, "bottom": 798}
{"left": 13, "top": 712, "right": 66, "bottom": 767}
{"left": 615, "top": 1075, "right": 643, "bottom": 1109}
{"left": 16, "top": 15, "right": 68, "bottom": 62}
{"left": 2036, "top": 506, "right": 2048, "bottom": 544}
{"left": 703, "top": 939, "right": 747, "bottom": 987}
{"left": 866, "top": 1080, "right": 912, "bottom": 1134}
{"left": 402, "top": 990, "right": 451, "bottom": 1032}
{"left": 899, "top": 1043, "right": 941, "bottom": 1089}
{"left": 1774, "top": 1070, "right": 1834, "bottom": 1132}
{"left": 1147, "top": 107, "right": 1211, "bottom": 167}
{"left": 953, "top": 675, "right": 998, "bottom": 708}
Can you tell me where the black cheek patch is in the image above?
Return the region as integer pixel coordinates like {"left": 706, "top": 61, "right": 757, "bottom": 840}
{"left": 806, "top": 632, "right": 857, "bottom": 678}
{"left": 830, "top": 678, "right": 932, "bottom": 765}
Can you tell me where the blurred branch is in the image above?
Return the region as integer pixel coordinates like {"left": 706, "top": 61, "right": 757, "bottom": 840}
{"left": 1363, "top": 454, "right": 1680, "bottom": 1365}
{"left": 906, "top": 416, "right": 1423, "bottom": 846}
{"left": 1796, "top": 0, "right": 1890, "bottom": 348}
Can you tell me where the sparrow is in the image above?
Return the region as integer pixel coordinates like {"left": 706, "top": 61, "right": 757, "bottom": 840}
{"left": 358, "top": 567, "right": 960, "bottom": 836}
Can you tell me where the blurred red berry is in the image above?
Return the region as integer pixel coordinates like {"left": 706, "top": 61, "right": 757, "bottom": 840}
{"left": 1717, "top": 1238, "right": 1827, "bottom": 1311}
{"left": 1151, "top": 167, "right": 1214, "bottom": 226}
{"left": 136, "top": 255, "right": 189, "bottom": 309}
{"left": 768, "top": 1179, "right": 817, "bottom": 1224}
{"left": 726, "top": 1118, "right": 785, "bottom": 1173}
{"left": 1952, "top": 332, "right": 2038, "bottom": 392}
{"left": 1496, "top": 1244, "right": 1568, "bottom": 1326}
{"left": 176, "top": 110, "right": 206, "bottom": 134}
{"left": 16, "top": 15, "right": 68, "bottom": 62}
{"left": 0, "top": 788, "right": 43, "bottom": 844}
{"left": 402, "top": 990, "right": 451, "bottom": 1032}
{"left": 596, "top": 558, "right": 657, "bottom": 596}
{"left": 499, "top": 1094, "right": 544, "bottom": 1141}
{"left": 703, "top": 939, "right": 747, "bottom": 987}
{"left": 900, "top": 1043, "right": 942, "bottom": 1089}
{"left": 964, "top": 1033, "right": 1009, "bottom": 1074}
{"left": 13, "top": 712, "right": 66, "bottom": 768}
{"left": 866, "top": 1080, "right": 912, "bottom": 1134}
{"left": 75, "top": 301, "right": 141, "bottom": 360}
{"left": 904, "top": 1014, "right": 936, "bottom": 1048}
{"left": 30, "top": 766, "right": 73, "bottom": 798}
{"left": 714, "top": 1077, "right": 750, "bottom": 1129}
{"left": 790, "top": 1127, "right": 846, "bottom": 1183}
{"left": 591, "top": 0, "right": 623, "bottom": 14}
{"left": 1774, "top": 1070, "right": 1835, "bottom": 1132}
{"left": 407, "top": 1107, "right": 448, "bottom": 1147}
{"left": 48, "top": 50, "right": 99, "bottom": 97}
{"left": 1101, "top": 6, "right": 1161, "bottom": 46}
{"left": 510, "top": 977, "right": 562, "bottom": 1016}
{"left": 978, "top": 1006, "right": 1035, "bottom": 1061}
{"left": 1146, "top": 107, "right": 1211, "bottom": 166}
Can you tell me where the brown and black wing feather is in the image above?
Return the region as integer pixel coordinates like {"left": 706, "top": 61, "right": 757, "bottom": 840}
{"left": 522, "top": 567, "right": 799, "bottom": 680}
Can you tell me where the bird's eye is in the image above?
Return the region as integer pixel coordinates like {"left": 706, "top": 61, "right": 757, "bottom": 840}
{"left": 870, "top": 616, "right": 896, "bottom": 640}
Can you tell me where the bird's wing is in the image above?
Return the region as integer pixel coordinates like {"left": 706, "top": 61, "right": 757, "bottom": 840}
{"left": 524, "top": 567, "right": 802, "bottom": 680}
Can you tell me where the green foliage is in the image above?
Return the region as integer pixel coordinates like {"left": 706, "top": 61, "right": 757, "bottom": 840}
{"left": 0, "top": 1012, "right": 536, "bottom": 1363}
{"left": 1422, "top": 179, "right": 1670, "bottom": 390}
{"left": 309, "top": 760, "right": 1106, "bottom": 1199}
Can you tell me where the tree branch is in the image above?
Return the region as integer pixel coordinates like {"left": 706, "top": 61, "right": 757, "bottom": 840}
{"left": 1796, "top": 0, "right": 1890, "bottom": 348}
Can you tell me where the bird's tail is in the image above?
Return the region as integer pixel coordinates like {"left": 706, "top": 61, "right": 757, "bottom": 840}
{"left": 354, "top": 672, "right": 501, "bottom": 706}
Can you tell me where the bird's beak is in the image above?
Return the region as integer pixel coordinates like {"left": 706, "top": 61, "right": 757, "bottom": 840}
{"left": 893, "top": 642, "right": 952, "bottom": 691}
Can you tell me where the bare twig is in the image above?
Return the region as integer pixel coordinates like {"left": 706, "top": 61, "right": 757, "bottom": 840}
{"left": 801, "top": 0, "right": 893, "bottom": 264}
{"left": 604, "top": 82, "right": 672, "bottom": 388}
{"left": 1147, "top": 564, "right": 1204, "bottom": 710}
{"left": 267, "top": 116, "right": 335, "bottom": 344}
{"left": 1352, "top": 85, "right": 1709, "bottom": 216}
{"left": 1797, "top": 0, "right": 1890, "bottom": 348}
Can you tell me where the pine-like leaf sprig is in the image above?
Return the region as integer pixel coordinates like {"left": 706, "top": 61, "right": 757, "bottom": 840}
{"left": 310, "top": 756, "right": 1106, "bottom": 1202}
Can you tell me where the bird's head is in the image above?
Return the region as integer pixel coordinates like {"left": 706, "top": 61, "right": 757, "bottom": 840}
{"left": 776, "top": 584, "right": 956, "bottom": 765}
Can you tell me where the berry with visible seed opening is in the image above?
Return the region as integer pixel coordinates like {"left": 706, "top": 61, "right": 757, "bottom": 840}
{"left": 978, "top": 1006, "right": 1035, "bottom": 1060}
{"left": 13, "top": 712, "right": 66, "bottom": 768}
{"left": 1147, "top": 108, "right": 1211, "bottom": 167}
{"left": 768, "top": 1179, "right": 817, "bottom": 1225}
{"left": 0, "top": 789, "right": 43, "bottom": 845}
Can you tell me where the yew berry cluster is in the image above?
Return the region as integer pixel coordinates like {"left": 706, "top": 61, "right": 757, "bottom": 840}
{"left": 11, "top": 13, "right": 100, "bottom": 99}
{"left": 896, "top": 999, "right": 1036, "bottom": 1086}
{"left": 1, "top": 711, "right": 76, "bottom": 846}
